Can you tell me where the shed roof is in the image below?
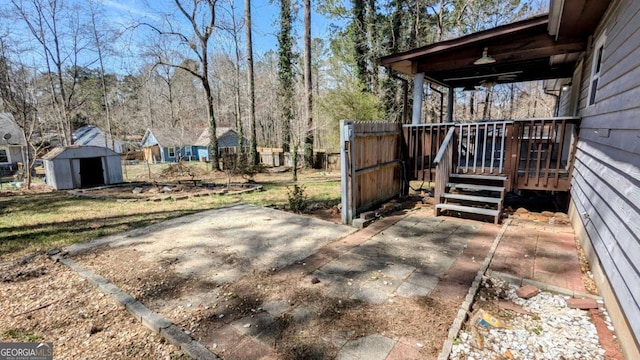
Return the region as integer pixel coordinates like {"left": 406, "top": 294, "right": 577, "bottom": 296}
{"left": 0, "top": 113, "right": 27, "bottom": 146}
{"left": 42, "top": 145, "right": 119, "bottom": 160}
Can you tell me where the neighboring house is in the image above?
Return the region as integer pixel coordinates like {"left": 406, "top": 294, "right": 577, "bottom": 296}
{"left": 0, "top": 113, "right": 27, "bottom": 174}
{"left": 375, "top": 0, "right": 639, "bottom": 357}
{"left": 141, "top": 127, "right": 248, "bottom": 163}
{"left": 73, "top": 125, "right": 123, "bottom": 153}
{"left": 194, "top": 127, "right": 249, "bottom": 159}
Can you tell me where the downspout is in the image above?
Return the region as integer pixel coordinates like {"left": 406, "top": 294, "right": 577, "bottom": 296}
{"left": 391, "top": 73, "right": 409, "bottom": 124}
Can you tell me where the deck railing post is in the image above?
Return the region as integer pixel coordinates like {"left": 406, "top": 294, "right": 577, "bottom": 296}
{"left": 499, "top": 123, "right": 507, "bottom": 173}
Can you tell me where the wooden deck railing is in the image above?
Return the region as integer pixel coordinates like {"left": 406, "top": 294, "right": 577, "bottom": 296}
{"left": 511, "top": 117, "right": 580, "bottom": 190}
{"left": 432, "top": 127, "right": 456, "bottom": 216}
{"left": 455, "top": 121, "right": 512, "bottom": 175}
{"left": 403, "top": 123, "right": 457, "bottom": 183}
{"left": 404, "top": 117, "right": 580, "bottom": 192}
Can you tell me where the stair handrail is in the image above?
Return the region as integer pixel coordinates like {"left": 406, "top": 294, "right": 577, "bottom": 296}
{"left": 433, "top": 127, "right": 456, "bottom": 216}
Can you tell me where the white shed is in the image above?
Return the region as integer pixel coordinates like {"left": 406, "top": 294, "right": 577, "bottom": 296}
{"left": 43, "top": 145, "right": 123, "bottom": 190}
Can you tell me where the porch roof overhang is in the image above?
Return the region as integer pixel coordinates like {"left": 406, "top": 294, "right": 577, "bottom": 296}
{"left": 378, "top": 1, "right": 611, "bottom": 89}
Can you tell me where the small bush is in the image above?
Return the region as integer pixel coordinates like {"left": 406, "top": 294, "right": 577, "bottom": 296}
{"left": 287, "top": 184, "right": 307, "bottom": 213}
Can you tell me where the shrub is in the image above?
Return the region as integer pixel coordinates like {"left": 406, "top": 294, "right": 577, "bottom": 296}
{"left": 287, "top": 184, "right": 307, "bottom": 213}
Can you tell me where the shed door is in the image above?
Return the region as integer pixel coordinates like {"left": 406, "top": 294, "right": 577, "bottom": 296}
{"left": 79, "top": 157, "right": 105, "bottom": 188}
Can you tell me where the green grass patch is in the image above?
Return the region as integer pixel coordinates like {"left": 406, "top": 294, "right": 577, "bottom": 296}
{"left": 2, "top": 328, "right": 43, "bottom": 342}
{"left": 0, "top": 169, "right": 341, "bottom": 261}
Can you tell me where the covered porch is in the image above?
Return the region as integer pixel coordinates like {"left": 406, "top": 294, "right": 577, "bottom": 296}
{"left": 368, "top": 8, "right": 607, "bottom": 223}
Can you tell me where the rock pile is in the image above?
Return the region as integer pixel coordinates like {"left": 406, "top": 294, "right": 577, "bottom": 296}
{"left": 450, "top": 277, "right": 609, "bottom": 360}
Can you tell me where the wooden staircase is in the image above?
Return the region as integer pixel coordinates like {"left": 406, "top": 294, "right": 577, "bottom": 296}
{"left": 435, "top": 174, "right": 506, "bottom": 224}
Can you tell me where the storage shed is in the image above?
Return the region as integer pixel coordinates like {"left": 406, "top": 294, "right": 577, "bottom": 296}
{"left": 43, "top": 145, "right": 123, "bottom": 190}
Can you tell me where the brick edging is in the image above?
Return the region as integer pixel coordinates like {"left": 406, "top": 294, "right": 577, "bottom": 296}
{"left": 437, "top": 219, "right": 511, "bottom": 360}
{"left": 49, "top": 254, "right": 219, "bottom": 360}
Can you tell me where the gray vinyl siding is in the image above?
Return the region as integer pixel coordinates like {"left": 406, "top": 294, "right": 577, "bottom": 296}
{"left": 571, "top": 0, "right": 640, "bottom": 344}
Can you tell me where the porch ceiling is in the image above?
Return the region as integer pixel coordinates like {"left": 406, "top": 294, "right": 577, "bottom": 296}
{"left": 378, "top": 15, "right": 588, "bottom": 88}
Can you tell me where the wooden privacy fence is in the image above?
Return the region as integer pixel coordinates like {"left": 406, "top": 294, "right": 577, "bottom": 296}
{"left": 340, "top": 121, "right": 404, "bottom": 224}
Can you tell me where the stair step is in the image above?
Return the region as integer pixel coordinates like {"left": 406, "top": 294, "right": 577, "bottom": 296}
{"left": 450, "top": 174, "right": 507, "bottom": 181}
{"left": 443, "top": 193, "right": 501, "bottom": 204}
{"left": 436, "top": 204, "right": 500, "bottom": 217}
{"left": 446, "top": 183, "right": 505, "bottom": 192}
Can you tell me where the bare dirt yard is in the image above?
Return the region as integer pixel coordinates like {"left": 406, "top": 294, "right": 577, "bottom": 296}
{"left": 0, "top": 254, "right": 186, "bottom": 359}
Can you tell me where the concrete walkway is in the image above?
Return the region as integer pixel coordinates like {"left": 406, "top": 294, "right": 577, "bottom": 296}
{"left": 489, "top": 219, "right": 586, "bottom": 293}
{"left": 196, "top": 210, "right": 501, "bottom": 360}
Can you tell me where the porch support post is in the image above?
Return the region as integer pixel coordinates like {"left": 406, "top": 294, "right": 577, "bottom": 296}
{"left": 447, "top": 87, "right": 454, "bottom": 122}
{"left": 412, "top": 73, "right": 425, "bottom": 124}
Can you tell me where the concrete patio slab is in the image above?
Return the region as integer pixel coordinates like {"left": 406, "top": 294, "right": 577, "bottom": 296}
{"left": 336, "top": 334, "right": 397, "bottom": 360}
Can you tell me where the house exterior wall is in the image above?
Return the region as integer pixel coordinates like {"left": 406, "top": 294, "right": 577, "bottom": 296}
{"left": 161, "top": 147, "right": 176, "bottom": 162}
{"left": 194, "top": 146, "right": 209, "bottom": 161}
{"left": 141, "top": 132, "right": 159, "bottom": 147}
{"left": 564, "top": 0, "right": 640, "bottom": 356}
{"left": 0, "top": 146, "right": 25, "bottom": 165}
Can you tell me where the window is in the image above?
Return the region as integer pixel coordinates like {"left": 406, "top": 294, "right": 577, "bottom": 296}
{"left": 168, "top": 147, "right": 176, "bottom": 158}
{"left": 184, "top": 146, "right": 192, "bottom": 156}
{"left": 0, "top": 149, "right": 8, "bottom": 163}
{"left": 588, "top": 34, "right": 606, "bottom": 106}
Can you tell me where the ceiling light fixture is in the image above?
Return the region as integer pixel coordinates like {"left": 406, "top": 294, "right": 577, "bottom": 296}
{"left": 474, "top": 47, "right": 496, "bottom": 65}
{"left": 561, "top": 82, "right": 572, "bottom": 91}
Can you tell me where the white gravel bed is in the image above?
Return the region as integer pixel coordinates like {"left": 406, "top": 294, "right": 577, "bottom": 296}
{"left": 450, "top": 277, "right": 610, "bottom": 360}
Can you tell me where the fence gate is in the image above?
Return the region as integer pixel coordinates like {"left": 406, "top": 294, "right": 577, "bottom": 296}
{"left": 340, "top": 120, "right": 404, "bottom": 224}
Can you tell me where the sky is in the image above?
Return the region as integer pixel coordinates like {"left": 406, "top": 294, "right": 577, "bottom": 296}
{"left": 96, "top": 0, "right": 341, "bottom": 72}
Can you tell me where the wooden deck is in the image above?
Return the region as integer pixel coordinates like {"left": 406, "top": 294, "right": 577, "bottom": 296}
{"left": 403, "top": 117, "right": 580, "bottom": 192}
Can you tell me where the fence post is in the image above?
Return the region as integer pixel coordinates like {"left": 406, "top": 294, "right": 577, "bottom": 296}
{"left": 340, "top": 120, "right": 355, "bottom": 224}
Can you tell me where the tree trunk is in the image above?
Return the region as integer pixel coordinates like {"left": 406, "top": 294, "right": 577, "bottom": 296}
{"left": 204, "top": 81, "right": 220, "bottom": 170}
{"left": 366, "top": 0, "right": 378, "bottom": 93}
{"left": 303, "top": 0, "right": 314, "bottom": 168}
{"left": 278, "top": 0, "right": 293, "bottom": 153}
{"left": 508, "top": 83, "right": 515, "bottom": 119}
{"left": 353, "top": 0, "right": 368, "bottom": 91}
{"left": 245, "top": 0, "right": 259, "bottom": 167}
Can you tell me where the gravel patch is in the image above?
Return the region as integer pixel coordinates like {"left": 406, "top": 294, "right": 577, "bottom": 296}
{"left": 451, "top": 277, "right": 609, "bottom": 360}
